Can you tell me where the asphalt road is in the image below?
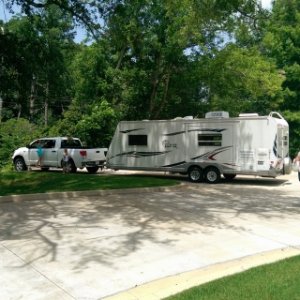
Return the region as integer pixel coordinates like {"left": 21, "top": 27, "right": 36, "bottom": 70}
{"left": 0, "top": 172, "right": 300, "bottom": 300}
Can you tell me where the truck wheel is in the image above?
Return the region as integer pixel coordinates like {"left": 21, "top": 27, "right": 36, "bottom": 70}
{"left": 68, "top": 160, "right": 77, "bottom": 173}
{"left": 223, "top": 173, "right": 236, "bottom": 180}
{"left": 188, "top": 166, "right": 203, "bottom": 182}
{"left": 204, "top": 167, "right": 221, "bottom": 184}
{"left": 86, "top": 166, "right": 99, "bottom": 174}
{"left": 14, "top": 157, "right": 28, "bottom": 172}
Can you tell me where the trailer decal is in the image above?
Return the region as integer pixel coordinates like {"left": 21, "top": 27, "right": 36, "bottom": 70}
{"left": 120, "top": 128, "right": 145, "bottom": 133}
{"left": 111, "top": 151, "right": 171, "bottom": 159}
{"left": 163, "top": 128, "right": 226, "bottom": 136}
{"left": 273, "top": 135, "right": 278, "bottom": 157}
{"left": 191, "top": 146, "right": 232, "bottom": 161}
{"left": 161, "top": 161, "right": 186, "bottom": 168}
{"left": 188, "top": 128, "right": 226, "bottom": 133}
{"left": 163, "top": 131, "right": 185, "bottom": 136}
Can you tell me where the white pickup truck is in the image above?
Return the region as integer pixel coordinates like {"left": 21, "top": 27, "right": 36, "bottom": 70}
{"left": 12, "top": 137, "right": 107, "bottom": 173}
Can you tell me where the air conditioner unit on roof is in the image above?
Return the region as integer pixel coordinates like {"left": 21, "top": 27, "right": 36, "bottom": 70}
{"left": 205, "top": 111, "right": 229, "bottom": 119}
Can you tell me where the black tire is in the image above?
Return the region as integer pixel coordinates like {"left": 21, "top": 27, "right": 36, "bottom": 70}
{"left": 204, "top": 167, "right": 221, "bottom": 184}
{"left": 65, "top": 159, "right": 77, "bottom": 173}
{"left": 14, "top": 157, "right": 28, "bottom": 172}
{"left": 188, "top": 166, "right": 203, "bottom": 182}
{"left": 223, "top": 173, "right": 236, "bottom": 180}
{"left": 86, "top": 166, "right": 99, "bottom": 174}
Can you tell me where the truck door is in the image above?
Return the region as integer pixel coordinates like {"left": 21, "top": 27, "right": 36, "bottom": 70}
{"left": 42, "top": 139, "right": 57, "bottom": 166}
{"left": 29, "top": 139, "right": 57, "bottom": 167}
{"left": 28, "top": 140, "right": 40, "bottom": 166}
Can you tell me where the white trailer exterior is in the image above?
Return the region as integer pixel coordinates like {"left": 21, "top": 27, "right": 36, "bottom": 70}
{"left": 106, "top": 112, "right": 291, "bottom": 183}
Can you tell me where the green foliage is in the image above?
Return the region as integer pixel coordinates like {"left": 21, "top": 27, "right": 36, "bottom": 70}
{"left": 166, "top": 255, "right": 300, "bottom": 300}
{"left": 260, "top": 0, "right": 300, "bottom": 155}
{"left": 0, "top": 7, "right": 77, "bottom": 126}
{"left": 50, "top": 100, "right": 119, "bottom": 147}
{"left": 280, "top": 110, "right": 300, "bottom": 157}
{"left": 75, "top": 100, "right": 120, "bottom": 147}
{"left": 2, "top": 0, "right": 300, "bottom": 169}
{"left": 0, "top": 118, "right": 41, "bottom": 168}
{"left": 200, "top": 45, "right": 284, "bottom": 116}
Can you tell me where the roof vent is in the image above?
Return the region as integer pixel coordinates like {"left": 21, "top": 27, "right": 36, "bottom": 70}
{"left": 205, "top": 111, "right": 229, "bottom": 119}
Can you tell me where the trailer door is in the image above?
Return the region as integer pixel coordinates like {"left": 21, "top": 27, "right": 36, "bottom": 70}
{"left": 277, "top": 126, "right": 289, "bottom": 159}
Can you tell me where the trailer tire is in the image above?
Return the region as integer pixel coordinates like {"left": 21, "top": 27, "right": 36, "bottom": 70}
{"left": 188, "top": 166, "right": 203, "bottom": 182}
{"left": 86, "top": 166, "right": 99, "bottom": 174}
{"left": 223, "top": 173, "right": 236, "bottom": 180}
{"left": 204, "top": 167, "right": 221, "bottom": 184}
{"left": 14, "top": 157, "right": 28, "bottom": 172}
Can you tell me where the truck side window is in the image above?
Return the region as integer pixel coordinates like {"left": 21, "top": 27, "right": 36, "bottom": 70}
{"left": 198, "top": 133, "right": 222, "bottom": 146}
{"left": 128, "top": 135, "right": 148, "bottom": 146}
{"left": 44, "top": 140, "right": 56, "bottom": 148}
{"left": 61, "top": 139, "right": 82, "bottom": 148}
{"left": 30, "top": 139, "right": 46, "bottom": 148}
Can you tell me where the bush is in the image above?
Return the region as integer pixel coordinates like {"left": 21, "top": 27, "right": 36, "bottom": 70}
{"left": 0, "top": 118, "right": 41, "bottom": 169}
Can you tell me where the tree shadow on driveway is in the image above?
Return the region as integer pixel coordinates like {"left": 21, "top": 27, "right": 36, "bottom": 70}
{"left": 0, "top": 175, "right": 299, "bottom": 273}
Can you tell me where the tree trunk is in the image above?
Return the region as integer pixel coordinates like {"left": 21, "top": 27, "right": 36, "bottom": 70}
{"left": 116, "top": 45, "right": 127, "bottom": 70}
{"left": 29, "top": 75, "right": 36, "bottom": 119}
{"left": 149, "top": 53, "right": 162, "bottom": 118}
{"left": 44, "top": 81, "right": 49, "bottom": 127}
{"left": 0, "top": 95, "right": 2, "bottom": 123}
{"left": 153, "top": 72, "right": 170, "bottom": 119}
{"left": 17, "top": 104, "right": 22, "bottom": 119}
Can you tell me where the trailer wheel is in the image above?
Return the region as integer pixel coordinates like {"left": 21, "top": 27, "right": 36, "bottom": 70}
{"left": 223, "top": 173, "right": 236, "bottom": 180}
{"left": 86, "top": 166, "right": 99, "bottom": 174}
{"left": 14, "top": 157, "right": 28, "bottom": 172}
{"left": 204, "top": 167, "right": 221, "bottom": 184}
{"left": 188, "top": 166, "right": 203, "bottom": 182}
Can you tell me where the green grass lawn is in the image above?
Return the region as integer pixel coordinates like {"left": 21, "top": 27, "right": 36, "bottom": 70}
{"left": 165, "top": 255, "right": 300, "bottom": 300}
{"left": 0, "top": 170, "right": 179, "bottom": 196}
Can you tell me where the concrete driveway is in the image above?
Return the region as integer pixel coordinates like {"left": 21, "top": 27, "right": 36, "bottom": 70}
{"left": 0, "top": 172, "right": 300, "bottom": 300}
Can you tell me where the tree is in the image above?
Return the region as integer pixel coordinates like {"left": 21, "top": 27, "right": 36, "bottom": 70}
{"left": 0, "top": 118, "right": 40, "bottom": 169}
{"left": 50, "top": 100, "right": 119, "bottom": 147}
{"left": 198, "top": 45, "right": 284, "bottom": 116}
{"left": 5, "top": 0, "right": 102, "bottom": 37}
{"left": 1, "top": 6, "right": 77, "bottom": 126}
{"left": 262, "top": 0, "right": 300, "bottom": 156}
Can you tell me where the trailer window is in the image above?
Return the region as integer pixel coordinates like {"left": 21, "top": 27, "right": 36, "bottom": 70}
{"left": 128, "top": 135, "right": 148, "bottom": 146}
{"left": 198, "top": 133, "right": 222, "bottom": 146}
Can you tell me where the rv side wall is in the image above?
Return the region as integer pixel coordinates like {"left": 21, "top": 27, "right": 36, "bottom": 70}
{"left": 106, "top": 113, "right": 290, "bottom": 180}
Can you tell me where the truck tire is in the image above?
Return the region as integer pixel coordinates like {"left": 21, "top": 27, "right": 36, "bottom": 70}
{"left": 86, "top": 166, "right": 99, "bottom": 174}
{"left": 188, "top": 166, "right": 203, "bottom": 182}
{"left": 204, "top": 167, "right": 221, "bottom": 184}
{"left": 14, "top": 157, "right": 28, "bottom": 172}
{"left": 67, "top": 159, "right": 77, "bottom": 173}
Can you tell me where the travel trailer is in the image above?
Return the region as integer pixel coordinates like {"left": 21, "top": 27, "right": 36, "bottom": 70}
{"left": 106, "top": 111, "right": 291, "bottom": 183}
